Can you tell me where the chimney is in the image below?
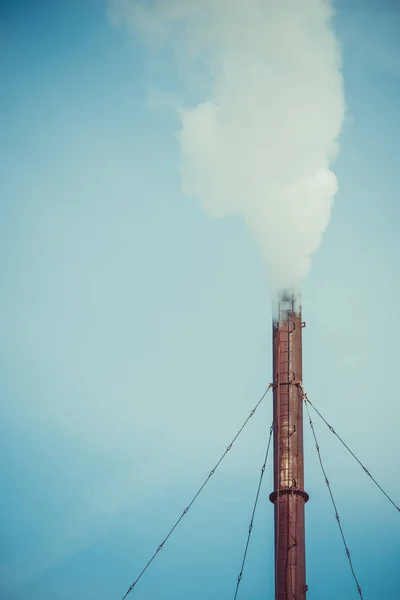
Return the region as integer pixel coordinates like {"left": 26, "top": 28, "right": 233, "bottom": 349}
{"left": 269, "top": 292, "right": 309, "bottom": 599}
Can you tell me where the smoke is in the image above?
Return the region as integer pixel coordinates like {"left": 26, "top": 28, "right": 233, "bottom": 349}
{"left": 109, "top": 0, "right": 345, "bottom": 292}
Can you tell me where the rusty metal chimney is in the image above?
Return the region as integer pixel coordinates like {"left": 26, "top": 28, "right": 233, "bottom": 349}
{"left": 269, "top": 292, "right": 309, "bottom": 599}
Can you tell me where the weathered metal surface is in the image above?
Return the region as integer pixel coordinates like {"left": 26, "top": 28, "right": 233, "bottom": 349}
{"left": 269, "top": 293, "right": 308, "bottom": 600}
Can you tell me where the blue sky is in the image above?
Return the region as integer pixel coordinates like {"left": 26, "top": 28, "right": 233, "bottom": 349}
{"left": 1, "top": 0, "right": 399, "bottom": 599}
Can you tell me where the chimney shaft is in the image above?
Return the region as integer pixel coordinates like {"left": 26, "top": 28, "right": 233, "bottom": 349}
{"left": 269, "top": 293, "right": 309, "bottom": 599}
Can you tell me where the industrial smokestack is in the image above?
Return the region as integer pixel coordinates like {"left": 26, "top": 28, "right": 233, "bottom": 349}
{"left": 109, "top": 2, "right": 343, "bottom": 594}
{"left": 270, "top": 292, "right": 309, "bottom": 599}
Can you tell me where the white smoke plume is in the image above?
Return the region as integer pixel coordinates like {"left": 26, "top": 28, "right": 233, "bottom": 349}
{"left": 109, "top": 0, "right": 345, "bottom": 292}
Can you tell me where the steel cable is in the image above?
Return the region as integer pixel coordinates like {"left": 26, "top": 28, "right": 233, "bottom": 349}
{"left": 304, "top": 400, "right": 363, "bottom": 599}
{"left": 120, "top": 383, "right": 273, "bottom": 600}
{"left": 233, "top": 423, "right": 274, "bottom": 600}
{"left": 304, "top": 394, "right": 400, "bottom": 514}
